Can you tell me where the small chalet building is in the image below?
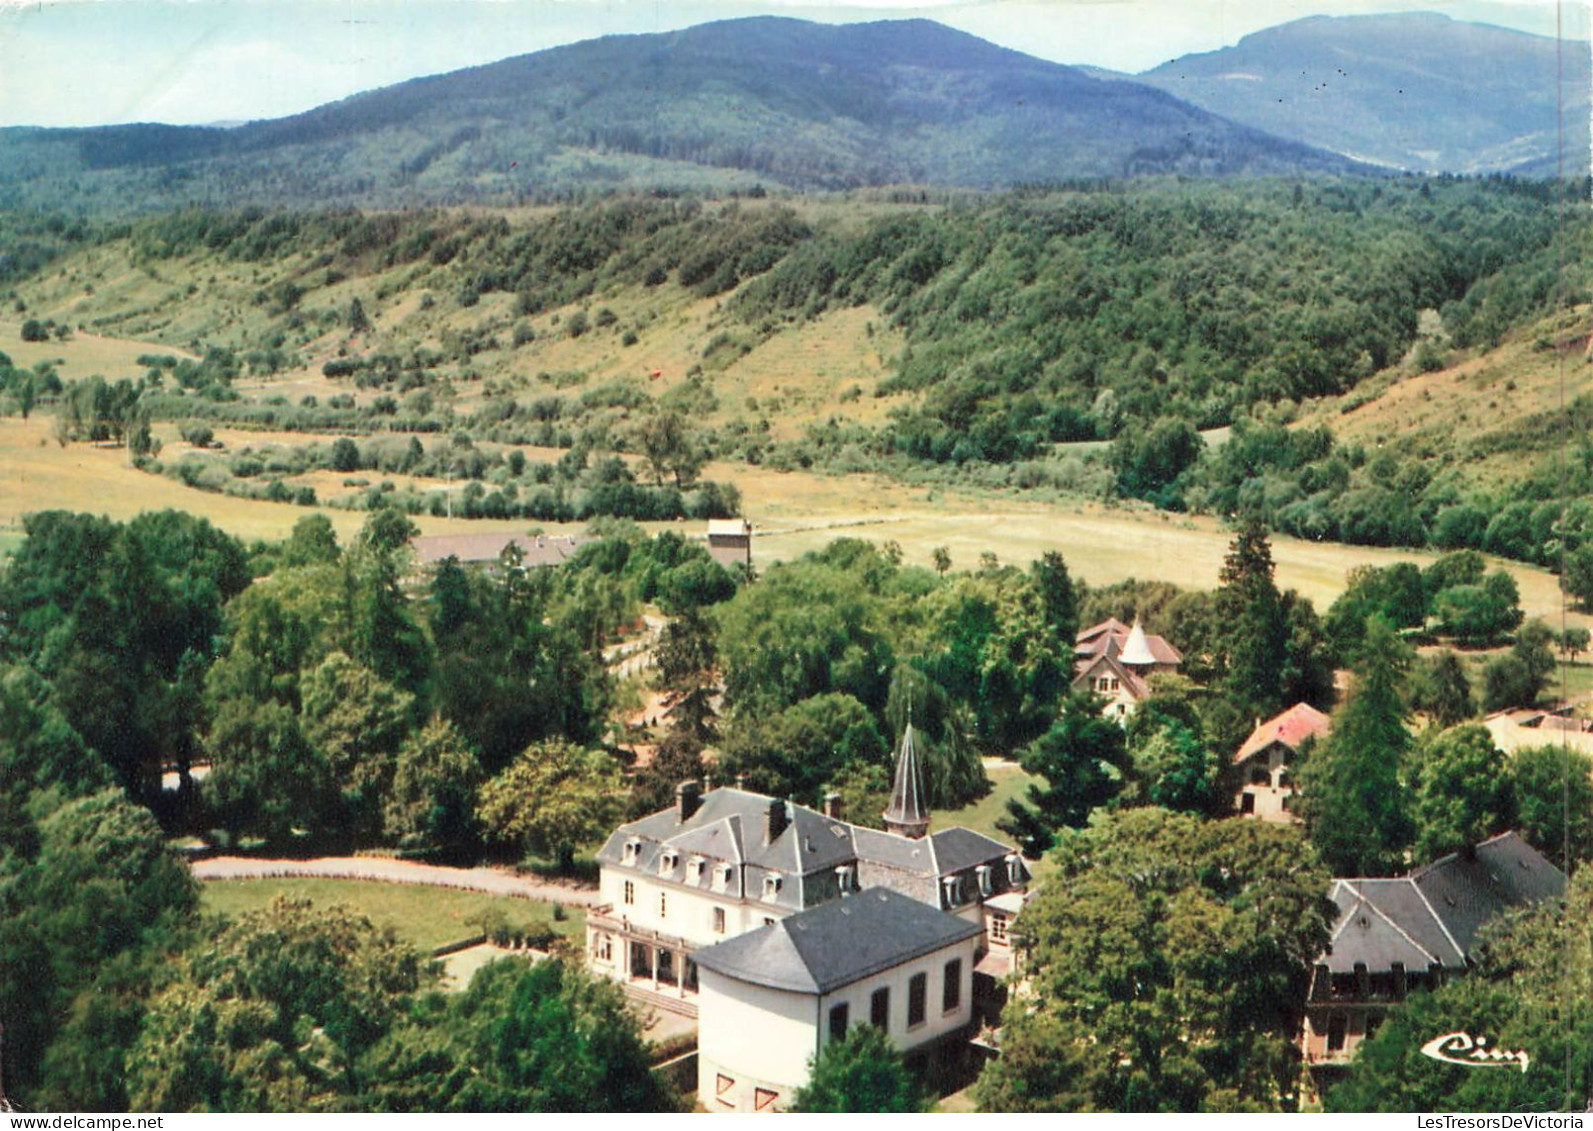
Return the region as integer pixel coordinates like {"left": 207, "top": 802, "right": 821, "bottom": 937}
{"left": 1072, "top": 617, "right": 1182, "bottom": 720}
{"left": 1301, "top": 832, "right": 1565, "bottom": 1075}
{"left": 586, "top": 725, "right": 1028, "bottom": 1111}
{"left": 1232, "top": 703, "right": 1330, "bottom": 822}
{"left": 705, "top": 519, "right": 753, "bottom": 573}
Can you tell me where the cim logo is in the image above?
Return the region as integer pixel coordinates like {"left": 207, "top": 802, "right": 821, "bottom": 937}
{"left": 1420, "top": 1031, "right": 1531, "bottom": 1073}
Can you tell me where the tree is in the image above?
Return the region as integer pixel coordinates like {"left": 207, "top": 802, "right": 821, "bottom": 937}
{"left": 1029, "top": 550, "right": 1080, "bottom": 647}
{"left": 1209, "top": 516, "right": 1292, "bottom": 740}
{"left": 791, "top": 1025, "right": 927, "bottom": 1113}
{"left": 1563, "top": 543, "right": 1593, "bottom": 610}
{"left": 281, "top": 514, "right": 341, "bottom": 568}
{"left": 719, "top": 692, "right": 888, "bottom": 804}
{"left": 931, "top": 546, "right": 951, "bottom": 576}
{"left": 1561, "top": 626, "right": 1590, "bottom": 663}
{"left": 205, "top": 698, "right": 335, "bottom": 844}
{"left": 20, "top": 318, "right": 47, "bottom": 342}
{"left": 346, "top": 296, "right": 371, "bottom": 334}
{"left": 1125, "top": 718, "right": 1222, "bottom": 816}
{"left": 1412, "top": 649, "right": 1474, "bottom": 726}
{"left": 363, "top": 958, "right": 681, "bottom": 1112}
{"left": 1432, "top": 571, "right": 1523, "bottom": 646}
{"left": 477, "top": 740, "right": 626, "bottom": 871}
{"left": 1409, "top": 724, "right": 1511, "bottom": 861}
{"left": 383, "top": 717, "right": 484, "bottom": 858}
{"left": 300, "top": 652, "right": 415, "bottom": 841}
{"left": 976, "top": 810, "right": 1334, "bottom": 1112}
{"left": 1297, "top": 617, "right": 1414, "bottom": 876}
{"left": 626, "top": 729, "right": 707, "bottom": 818}
{"left": 127, "top": 897, "right": 424, "bottom": 1112}
{"left": 1000, "top": 691, "right": 1128, "bottom": 857}
{"left": 633, "top": 410, "right": 703, "bottom": 488}
{"left": 1508, "top": 743, "right": 1593, "bottom": 871}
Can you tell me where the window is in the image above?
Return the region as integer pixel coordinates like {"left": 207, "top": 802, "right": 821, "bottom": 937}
{"left": 623, "top": 880, "right": 635, "bottom": 906}
{"left": 763, "top": 874, "right": 783, "bottom": 901}
{"left": 658, "top": 850, "right": 678, "bottom": 877}
{"left": 990, "top": 913, "right": 1009, "bottom": 944}
{"left": 829, "top": 1002, "right": 849, "bottom": 1043}
{"left": 623, "top": 837, "right": 642, "bottom": 864}
{"left": 1095, "top": 676, "right": 1118, "bottom": 693}
{"left": 1326, "top": 1014, "right": 1347, "bottom": 1052}
{"left": 870, "top": 987, "right": 890, "bottom": 1030}
{"left": 943, "top": 959, "right": 962, "bottom": 1013}
{"left": 713, "top": 863, "right": 733, "bottom": 892}
{"left": 975, "top": 864, "right": 993, "bottom": 897}
{"left": 907, "top": 972, "right": 927, "bottom": 1027}
{"left": 942, "top": 875, "right": 964, "bottom": 908}
{"left": 763, "top": 917, "right": 776, "bottom": 927}
{"left": 1006, "top": 854, "right": 1024, "bottom": 885}
{"left": 593, "top": 933, "right": 613, "bottom": 962}
{"left": 713, "top": 907, "right": 726, "bottom": 934}
{"left": 716, "top": 1074, "right": 736, "bottom": 1107}
{"left": 659, "top": 893, "right": 668, "bottom": 919}
{"left": 754, "top": 1088, "right": 779, "bottom": 1112}
{"left": 687, "top": 856, "right": 704, "bottom": 883}
{"left": 835, "top": 864, "right": 856, "bottom": 894}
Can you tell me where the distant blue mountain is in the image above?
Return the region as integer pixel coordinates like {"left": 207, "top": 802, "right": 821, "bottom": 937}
{"left": 1129, "top": 12, "right": 1589, "bottom": 175}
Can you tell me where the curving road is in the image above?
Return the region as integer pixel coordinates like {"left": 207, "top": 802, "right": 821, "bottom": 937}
{"left": 192, "top": 855, "right": 605, "bottom": 909}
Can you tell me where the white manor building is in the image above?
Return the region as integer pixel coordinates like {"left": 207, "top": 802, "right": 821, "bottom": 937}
{"left": 585, "top": 724, "right": 1029, "bottom": 1111}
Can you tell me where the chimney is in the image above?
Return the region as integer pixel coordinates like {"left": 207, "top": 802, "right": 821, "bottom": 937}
{"left": 822, "top": 792, "right": 844, "bottom": 821}
{"left": 764, "top": 797, "right": 789, "bottom": 845}
{"left": 676, "top": 779, "right": 702, "bottom": 823}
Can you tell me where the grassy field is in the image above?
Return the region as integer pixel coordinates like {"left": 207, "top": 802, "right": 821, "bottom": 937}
{"left": 2, "top": 408, "right": 1585, "bottom": 630}
{"left": 199, "top": 877, "right": 585, "bottom": 954}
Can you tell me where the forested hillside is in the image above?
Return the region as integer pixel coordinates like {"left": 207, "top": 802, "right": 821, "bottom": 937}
{"left": 2, "top": 176, "right": 1587, "bottom": 560}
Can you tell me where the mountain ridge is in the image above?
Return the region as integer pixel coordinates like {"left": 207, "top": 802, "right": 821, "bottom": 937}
{"left": 0, "top": 17, "right": 1365, "bottom": 213}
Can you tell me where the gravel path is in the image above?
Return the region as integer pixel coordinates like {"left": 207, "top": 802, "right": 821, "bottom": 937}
{"left": 192, "top": 855, "right": 605, "bottom": 909}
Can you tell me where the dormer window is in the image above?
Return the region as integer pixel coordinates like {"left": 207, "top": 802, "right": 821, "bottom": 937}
{"left": 713, "top": 863, "right": 733, "bottom": 893}
{"left": 835, "top": 865, "right": 856, "bottom": 895}
{"left": 659, "top": 850, "right": 680, "bottom": 876}
{"left": 975, "top": 864, "right": 993, "bottom": 897}
{"left": 762, "top": 874, "right": 783, "bottom": 901}
{"left": 687, "top": 856, "right": 706, "bottom": 884}
{"left": 1005, "top": 854, "right": 1025, "bottom": 886}
{"left": 942, "top": 875, "right": 965, "bottom": 908}
{"left": 623, "top": 838, "right": 643, "bottom": 865}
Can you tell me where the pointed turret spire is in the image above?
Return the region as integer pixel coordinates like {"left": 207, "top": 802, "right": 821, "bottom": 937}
{"left": 1120, "top": 618, "right": 1156, "bottom": 667}
{"left": 883, "top": 722, "right": 930, "bottom": 839}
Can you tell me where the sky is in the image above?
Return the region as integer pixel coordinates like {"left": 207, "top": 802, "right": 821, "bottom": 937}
{"left": 0, "top": 0, "right": 1586, "bottom": 128}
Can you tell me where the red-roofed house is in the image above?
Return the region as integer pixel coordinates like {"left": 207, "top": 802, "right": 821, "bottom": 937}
{"left": 1233, "top": 702, "right": 1330, "bottom": 822}
{"left": 1072, "top": 618, "right": 1182, "bottom": 721}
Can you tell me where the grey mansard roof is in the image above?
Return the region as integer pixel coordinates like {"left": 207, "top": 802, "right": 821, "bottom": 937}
{"left": 596, "top": 786, "right": 1021, "bottom": 913}
{"left": 693, "top": 887, "right": 982, "bottom": 994}
{"left": 1319, "top": 831, "right": 1565, "bottom": 975}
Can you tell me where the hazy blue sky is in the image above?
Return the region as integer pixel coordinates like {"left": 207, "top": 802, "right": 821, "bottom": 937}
{"left": 0, "top": 0, "right": 1585, "bottom": 127}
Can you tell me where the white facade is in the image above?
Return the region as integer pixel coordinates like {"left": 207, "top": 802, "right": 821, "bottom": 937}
{"left": 697, "top": 932, "right": 979, "bottom": 1113}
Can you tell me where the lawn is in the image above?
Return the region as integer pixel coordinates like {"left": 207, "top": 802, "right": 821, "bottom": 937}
{"left": 199, "top": 877, "right": 586, "bottom": 954}
{"left": 930, "top": 761, "right": 1039, "bottom": 842}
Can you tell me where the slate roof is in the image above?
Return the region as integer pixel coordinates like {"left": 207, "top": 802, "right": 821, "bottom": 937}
{"left": 597, "top": 786, "right": 1019, "bottom": 912}
{"left": 693, "top": 887, "right": 982, "bottom": 994}
{"left": 883, "top": 723, "right": 930, "bottom": 831}
{"left": 1318, "top": 832, "right": 1565, "bottom": 974}
{"left": 1235, "top": 702, "right": 1331, "bottom": 765}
